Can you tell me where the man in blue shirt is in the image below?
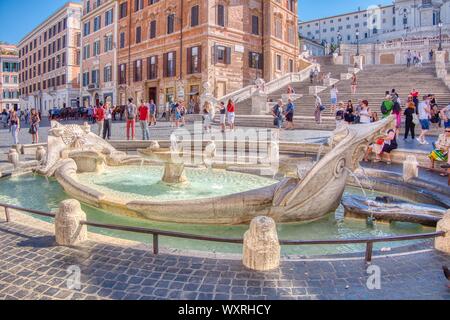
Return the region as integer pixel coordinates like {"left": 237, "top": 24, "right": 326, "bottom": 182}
{"left": 284, "top": 98, "right": 296, "bottom": 130}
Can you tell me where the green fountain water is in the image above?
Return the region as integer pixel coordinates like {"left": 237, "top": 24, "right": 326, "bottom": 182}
{"left": 0, "top": 173, "right": 433, "bottom": 255}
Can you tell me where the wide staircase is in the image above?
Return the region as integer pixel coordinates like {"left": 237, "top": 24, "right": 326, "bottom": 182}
{"left": 229, "top": 59, "right": 450, "bottom": 131}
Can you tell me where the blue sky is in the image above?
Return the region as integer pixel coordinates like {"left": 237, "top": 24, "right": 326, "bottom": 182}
{"left": 0, "top": 0, "right": 392, "bottom": 45}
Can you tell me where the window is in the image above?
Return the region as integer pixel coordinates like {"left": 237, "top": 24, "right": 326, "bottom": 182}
{"left": 167, "top": 14, "right": 175, "bottom": 34}
{"left": 249, "top": 52, "right": 263, "bottom": 69}
{"left": 104, "top": 34, "right": 113, "bottom": 52}
{"left": 120, "top": 32, "right": 126, "bottom": 48}
{"left": 83, "top": 22, "right": 91, "bottom": 36}
{"left": 83, "top": 44, "right": 91, "bottom": 60}
{"left": 118, "top": 64, "right": 127, "bottom": 84}
{"left": 187, "top": 46, "right": 201, "bottom": 74}
{"left": 275, "top": 19, "right": 282, "bottom": 39}
{"left": 134, "top": 59, "right": 142, "bottom": 82}
{"left": 62, "top": 53, "right": 66, "bottom": 66}
{"left": 93, "top": 40, "right": 101, "bottom": 56}
{"left": 147, "top": 55, "right": 158, "bottom": 79}
{"left": 276, "top": 54, "right": 282, "bottom": 71}
{"left": 149, "top": 20, "right": 156, "bottom": 39}
{"left": 191, "top": 5, "right": 199, "bottom": 27}
{"left": 105, "top": 9, "right": 114, "bottom": 26}
{"left": 62, "top": 35, "right": 67, "bottom": 48}
{"left": 136, "top": 26, "right": 142, "bottom": 44}
{"left": 289, "top": 59, "right": 294, "bottom": 73}
{"left": 251, "top": 16, "right": 259, "bottom": 35}
{"left": 104, "top": 65, "right": 112, "bottom": 82}
{"left": 119, "top": 2, "right": 127, "bottom": 19}
{"left": 217, "top": 5, "right": 225, "bottom": 26}
{"left": 163, "top": 51, "right": 176, "bottom": 77}
{"left": 94, "top": 16, "right": 101, "bottom": 32}
{"left": 134, "top": 0, "right": 143, "bottom": 12}
{"left": 82, "top": 72, "right": 90, "bottom": 86}
{"left": 92, "top": 69, "right": 100, "bottom": 84}
{"left": 213, "top": 45, "right": 231, "bottom": 64}
{"left": 287, "top": 0, "right": 295, "bottom": 12}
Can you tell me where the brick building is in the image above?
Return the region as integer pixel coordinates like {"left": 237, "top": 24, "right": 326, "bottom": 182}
{"left": 80, "top": 0, "right": 119, "bottom": 107}
{"left": 115, "top": 0, "right": 299, "bottom": 107}
{"left": 18, "top": 2, "right": 82, "bottom": 113}
{"left": 0, "top": 44, "right": 20, "bottom": 111}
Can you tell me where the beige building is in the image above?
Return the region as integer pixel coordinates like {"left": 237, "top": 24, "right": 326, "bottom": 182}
{"left": 0, "top": 44, "right": 20, "bottom": 111}
{"left": 18, "top": 2, "right": 82, "bottom": 113}
{"left": 80, "top": 0, "right": 119, "bottom": 107}
{"left": 116, "top": 0, "right": 299, "bottom": 107}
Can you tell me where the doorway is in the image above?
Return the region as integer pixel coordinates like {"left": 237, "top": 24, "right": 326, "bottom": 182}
{"left": 148, "top": 87, "right": 157, "bottom": 104}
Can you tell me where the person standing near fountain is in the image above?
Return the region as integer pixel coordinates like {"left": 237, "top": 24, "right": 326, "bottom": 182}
{"left": 125, "top": 98, "right": 137, "bottom": 141}
{"left": 227, "top": 99, "right": 236, "bottom": 131}
{"left": 149, "top": 99, "right": 157, "bottom": 127}
{"left": 417, "top": 95, "right": 431, "bottom": 145}
{"left": 218, "top": 102, "right": 226, "bottom": 132}
{"left": 29, "top": 108, "right": 40, "bottom": 144}
{"left": 429, "top": 128, "right": 450, "bottom": 173}
{"left": 138, "top": 100, "right": 150, "bottom": 141}
{"left": 9, "top": 109, "right": 20, "bottom": 145}
{"left": 284, "top": 98, "right": 295, "bottom": 130}
{"left": 95, "top": 102, "right": 105, "bottom": 137}
{"left": 103, "top": 102, "right": 113, "bottom": 140}
{"left": 404, "top": 96, "right": 417, "bottom": 141}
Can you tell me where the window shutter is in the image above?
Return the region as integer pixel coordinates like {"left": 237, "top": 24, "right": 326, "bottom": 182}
{"left": 259, "top": 53, "right": 264, "bottom": 70}
{"left": 155, "top": 55, "right": 158, "bottom": 79}
{"left": 197, "top": 46, "right": 202, "bottom": 73}
{"left": 173, "top": 51, "right": 177, "bottom": 77}
{"left": 225, "top": 47, "right": 231, "bottom": 64}
{"left": 212, "top": 45, "right": 217, "bottom": 64}
{"left": 163, "top": 53, "right": 167, "bottom": 77}
{"left": 187, "top": 47, "right": 192, "bottom": 74}
{"left": 248, "top": 52, "right": 253, "bottom": 68}
{"left": 147, "top": 57, "right": 151, "bottom": 79}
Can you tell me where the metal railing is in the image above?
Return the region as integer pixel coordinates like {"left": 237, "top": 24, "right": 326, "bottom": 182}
{"left": 1, "top": 202, "right": 445, "bottom": 263}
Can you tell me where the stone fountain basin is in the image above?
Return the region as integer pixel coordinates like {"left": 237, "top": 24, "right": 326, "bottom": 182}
{"left": 342, "top": 195, "right": 446, "bottom": 227}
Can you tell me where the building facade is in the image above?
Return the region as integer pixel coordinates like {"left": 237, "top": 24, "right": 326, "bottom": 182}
{"left": 299, "top": 0, "right": 450, "bottom": 47}
{"left": 114, "top": 0, "right": 299, "bottom": 107}
{"left": 80, "top": 0, "right": 119, "bottom": 107}
{"left": 18, "top": 2, "right": 82, "bottom": 113}
{"left": 0, "top": 44, "right": 20, "bottom": 111}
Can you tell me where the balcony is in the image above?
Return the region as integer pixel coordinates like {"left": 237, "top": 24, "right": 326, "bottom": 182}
{"left": 87, "top": 83, "right": 99, "bottom": 91}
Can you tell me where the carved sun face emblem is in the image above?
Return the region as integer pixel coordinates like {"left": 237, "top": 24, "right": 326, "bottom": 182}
{"left": 61, "top": 125, "right": 88, "bottom": 147}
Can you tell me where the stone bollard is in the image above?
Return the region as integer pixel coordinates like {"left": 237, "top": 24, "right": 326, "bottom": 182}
{"left": 403, "top": 155, "right": 419, "bottom": 182}
{"left": 55, "top": 199, "right": 88, "bottom": 246}
{"left": 435, "top": 210, "right": 450, "bottom": 254}
{"left": 36, "top": 146, "right": 47, "bottom": 163}
{"left": 7, "top": 149, "right": 20, "bottom": 168}
{"left": 243, "top": 216, "right": 281, "bottom": 271}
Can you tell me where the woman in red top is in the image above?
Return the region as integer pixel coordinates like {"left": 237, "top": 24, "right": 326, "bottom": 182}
{"left": 227, "top": 99, "right": 236, "bottom": 130}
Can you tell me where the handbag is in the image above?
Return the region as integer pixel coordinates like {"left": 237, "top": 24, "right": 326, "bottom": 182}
{"left": 412, "top": 113, "right": 419, "bottom": 125}
{"left": 319, "top": 105, "right": 325, "bottom": 112}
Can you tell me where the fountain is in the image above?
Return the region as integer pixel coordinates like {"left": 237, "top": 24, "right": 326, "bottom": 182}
{"left": 24, "top": 117, "right": 399, "bottom": 224}
{"left": 137, "top": 134, "right": 187, "bottom": 185}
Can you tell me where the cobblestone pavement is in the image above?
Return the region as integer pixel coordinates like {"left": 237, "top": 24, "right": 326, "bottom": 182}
{"left": 0, "top": 221, "right": 449, "bottom": 300}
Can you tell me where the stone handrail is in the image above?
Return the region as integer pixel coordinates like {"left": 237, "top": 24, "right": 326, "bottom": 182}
{"left": 217, "top": 63, "right": 318, "bottom": 104}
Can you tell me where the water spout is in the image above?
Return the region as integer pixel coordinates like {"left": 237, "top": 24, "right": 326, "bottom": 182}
{"left": 344, "top": 168, "right": 375, "bottom": 227}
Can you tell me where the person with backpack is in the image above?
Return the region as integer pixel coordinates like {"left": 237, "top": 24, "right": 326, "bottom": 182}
{"left": 380, "top": 95, "right": 394, "bottom": 118}
{"left": 314, "top": 95, "right": 324, "bottom": 124}
{"left": 284, "top": 98, "right": 296, "bottom": 130}
{"left": 404, "top": 96, "right": 416, "bottom": 141}
{"left": 272, "top": 100, "right": 284, "bottom": 129}
{"left": 125, "top": 98, "right": 137, "bottom": 140}
{"left": 149, "top": 99, "right": 157, "bottom": 126}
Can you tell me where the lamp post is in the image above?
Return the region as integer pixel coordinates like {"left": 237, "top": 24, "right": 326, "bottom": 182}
{"left": 356, "top": 30, "right": 360, "bottom": 56}
{"left": 337, "top": 32, "right": 343, "bottom": 56}
{"left": 438, "top": 21, "right": 443, "bottom": 51}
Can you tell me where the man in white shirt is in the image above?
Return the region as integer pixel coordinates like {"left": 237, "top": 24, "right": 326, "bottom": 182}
{"left": 417, "top": 95, "right": 431, "bottom": 145}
